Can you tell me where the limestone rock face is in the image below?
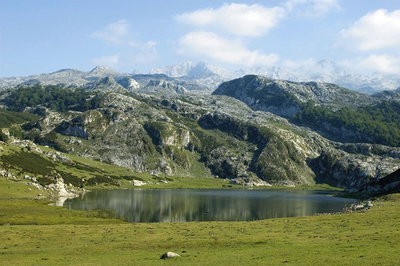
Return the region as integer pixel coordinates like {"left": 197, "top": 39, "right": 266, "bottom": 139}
{"left": 2, "top": 75, "right": 400, "bottom": 192}
{"left": 357, "top": 168, "right": 400, "bottom": 197}
{"left": 141, "top": 79, "right": 187, "bottom": 95}
{"left": 213, "top": 75, "right": 373, "bottom": 118}
{"left": 115, "top": 77, "right": 140, "bottom": 92}
{"left": 14, "top": 90, "right": 400, "bottom": 189}
{"left": 310, "top": 148, "right": 400, "bottom": 188}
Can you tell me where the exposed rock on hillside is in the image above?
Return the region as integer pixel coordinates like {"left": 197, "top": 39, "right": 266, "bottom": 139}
{"left": 358, "top": 168, "right": 400, "bottom": 197}
{"left": 2, "top": 80, "right": 400, "bottom": 190}
{"left": 85, "top": 76, "right": 126, "bottom": 93}
{"left": 0, "top": 66, "right": 208, "bottom": 94}
{"left": 141, "top": 80, "right": 187, "bottom": 95}
{"left": 213, "top": 75, "right": 373, "bottom": 118}
{"left": 310, "top": 148, "right": 400, "bottom": 188}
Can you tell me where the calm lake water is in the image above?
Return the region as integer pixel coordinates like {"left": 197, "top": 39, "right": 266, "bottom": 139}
{"left": 64, "top": 189, "right": 356, "bottom": 223}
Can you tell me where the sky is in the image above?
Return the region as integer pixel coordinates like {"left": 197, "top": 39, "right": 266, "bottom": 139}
{"left": 0, "top": 0, "right": 399, "bottom": 77}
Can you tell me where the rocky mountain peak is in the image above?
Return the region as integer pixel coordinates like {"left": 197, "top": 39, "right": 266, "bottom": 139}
{"left": 87, "top": 65, "right": 117, "bottom": 77}
{"left": 150, "top": 61, "right": 231, "bottom": 83}
{"left": 185, "top": 62, "right": 216, "bottom": 79}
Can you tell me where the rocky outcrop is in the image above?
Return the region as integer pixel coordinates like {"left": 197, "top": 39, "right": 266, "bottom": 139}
{"left": 310, "top": 148, "right": 400, "bottom": 189}
{"left": 203, "top": 146, "right": 249, "bottom": 179}
{"left": 141, "top": 80, "right": 187, "bottom": 95}
{"left": 3, "top": 82, "right": 400, "bottom": 191}
{"left": 357, "top": 168, "right": 400, "bottom": 197}
{"left": 55, "top": 117, "right": 89, "bottom": 139}
{"left": 85, "top": 76, "right": 126, "bottom": 93}
{"left": 213, "top": 75, "right": 374, "bottom": 118}
{"left": 115, "top": 77, "right": 140, "bottom": 92}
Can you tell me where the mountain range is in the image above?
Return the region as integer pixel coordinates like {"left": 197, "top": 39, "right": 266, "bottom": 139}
{"left": 1, "top": 66, "right": 400, "bottom": 196}
{"left": 151, "top": 60, "right": 400, "bottom": 93}
{"left": 2, "top": 60, "right": 400, "bottom": 94}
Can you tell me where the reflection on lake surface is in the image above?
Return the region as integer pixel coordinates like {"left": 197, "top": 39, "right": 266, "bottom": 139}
{"left": 64, "top": 189, "right": 356, "bottom": 222}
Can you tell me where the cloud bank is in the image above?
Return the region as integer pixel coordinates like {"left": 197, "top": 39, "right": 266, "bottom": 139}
{"left": 340, "top": 9, "right": 400, "bottom": 51}
{"left": 176, "top": 3, "right": 285, "bottom": 37}
{"left": 178, "top": 31, "right": 278, "bottom": 67}
{"left": 175, "top": 1, "right": 340, "bottom": 68}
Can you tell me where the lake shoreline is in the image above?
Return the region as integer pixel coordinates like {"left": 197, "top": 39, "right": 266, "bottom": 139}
{"left": 64, "top": 187, "right": 357, "bottom": 223}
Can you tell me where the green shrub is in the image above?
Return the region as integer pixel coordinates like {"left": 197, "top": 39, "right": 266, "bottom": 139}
{"left": 0, "top": 131, "right": 8, "bottom": 142}
{"left": 0, "top": 110, "right": 38, "bottom": 128}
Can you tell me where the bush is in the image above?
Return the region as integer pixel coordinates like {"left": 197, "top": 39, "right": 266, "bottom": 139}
{"left": 0, "top": 131, "right": 8, "bottom": 142}
{"left": 0, "top": 110, "right": 38, "bottom": 128}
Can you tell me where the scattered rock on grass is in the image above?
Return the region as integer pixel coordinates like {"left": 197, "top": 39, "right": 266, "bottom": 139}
{"left": 160, "top": 251, "right": 180, "bottom": 259}
{"left": 133, "top": 180, "right": 146, "bottom": 186}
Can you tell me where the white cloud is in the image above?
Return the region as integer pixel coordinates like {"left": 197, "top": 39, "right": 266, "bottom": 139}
{"left": 92, "top": 54, "right": 120, "bottom": 67}
{"left": 284, "top": 0, "right": 340, "bottom": 16}
{"left": 178, "top": 31, "right": 278, "bottom": 67}
{"left": 343, "top": 54, "right": 400, "bottom": 75}
{"left": 312, "top": 0, "right": 341, "bottom": 14}
{"left": 175, "top": 3, "right": 284, "bottom": 67}
{"left": 340, "top": 9, "right": 400, "bottom": 51}
{"left": 91, "top": 20, "right": 158, "bottom": 69}
{"left": 91, "top": 20, "right": 130, "bottom": 44}
{"left": 176, "top": 3, "right": 285, "bottom": 37}
{"left": 174, "top": 1, "right": 341, "bottom": 69}
{"left": 129, "top": 41, "right": 158, "bottom": 65}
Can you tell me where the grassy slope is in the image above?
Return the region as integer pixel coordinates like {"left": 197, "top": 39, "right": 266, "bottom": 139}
{"left": 0, "top": 142, "right": 228, "bottom": 190}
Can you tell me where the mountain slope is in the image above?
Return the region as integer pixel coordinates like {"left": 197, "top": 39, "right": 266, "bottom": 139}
{"left": 213, "top": 75, "right": 373, "bottom": 116}
{"left": 213, "top": 75, "right": 400, "bottom": 146}
{"left": 2, "top": 83, "right": 400, "bottom": 190}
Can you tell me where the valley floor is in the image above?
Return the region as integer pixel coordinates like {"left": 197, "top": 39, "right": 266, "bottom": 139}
{"left": 1, "top": 178, "right": 400, "bottom": 265}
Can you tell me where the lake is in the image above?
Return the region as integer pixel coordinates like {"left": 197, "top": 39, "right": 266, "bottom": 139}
{"left": 64, "top": 189, "right": 356, "bottom": 222}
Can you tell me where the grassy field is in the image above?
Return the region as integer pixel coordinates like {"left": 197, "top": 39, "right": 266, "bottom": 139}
{"left": 1, "top": 175, "right": 400, "bottom": 265}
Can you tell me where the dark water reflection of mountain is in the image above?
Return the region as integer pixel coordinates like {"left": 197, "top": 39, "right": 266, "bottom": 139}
{"left": 64, "top": 189, "right": 356, "bottom": 223}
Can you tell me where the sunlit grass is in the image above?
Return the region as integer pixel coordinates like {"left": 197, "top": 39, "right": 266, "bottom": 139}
{"left": 1, "top": 176, "right": 400, "bottom": 265}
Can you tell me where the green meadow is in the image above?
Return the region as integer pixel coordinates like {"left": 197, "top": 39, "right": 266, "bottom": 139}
{"left": 1, "top": 175, "right": 400, "bottom": 265}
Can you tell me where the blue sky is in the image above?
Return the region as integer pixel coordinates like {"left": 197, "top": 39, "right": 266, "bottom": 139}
{"left": 1, "top": 0, "right": 399, "bottom": 77}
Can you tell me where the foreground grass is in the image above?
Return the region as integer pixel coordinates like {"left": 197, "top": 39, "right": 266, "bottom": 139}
{"left": 0, "top": 176, "right": 400, "bottom": 265}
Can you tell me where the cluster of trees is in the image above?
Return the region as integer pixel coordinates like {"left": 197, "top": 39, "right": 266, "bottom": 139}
{"left": 4, "top": 84, "right": 100, "bottom": 112}
{"left": 294, "top": 101, "right": 400, "bottom": 146}
{"left": 0, "top": 110, "right": 38, "bottom": 128}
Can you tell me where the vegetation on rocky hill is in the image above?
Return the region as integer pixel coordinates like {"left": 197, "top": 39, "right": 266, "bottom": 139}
{"left": 214, "top": 75, "right": 400, "bottom": 147}
{"left": 0, "top": 110, "right": 38, "bottom": 128}
{"left": 294, "top": 100, "right": 400, "bottom": 146}
{"left": 1, "top": 77, "right": 400, "bottom": 189}
{"left": 4, "top": 84, "right": 100, "bottom": 112}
